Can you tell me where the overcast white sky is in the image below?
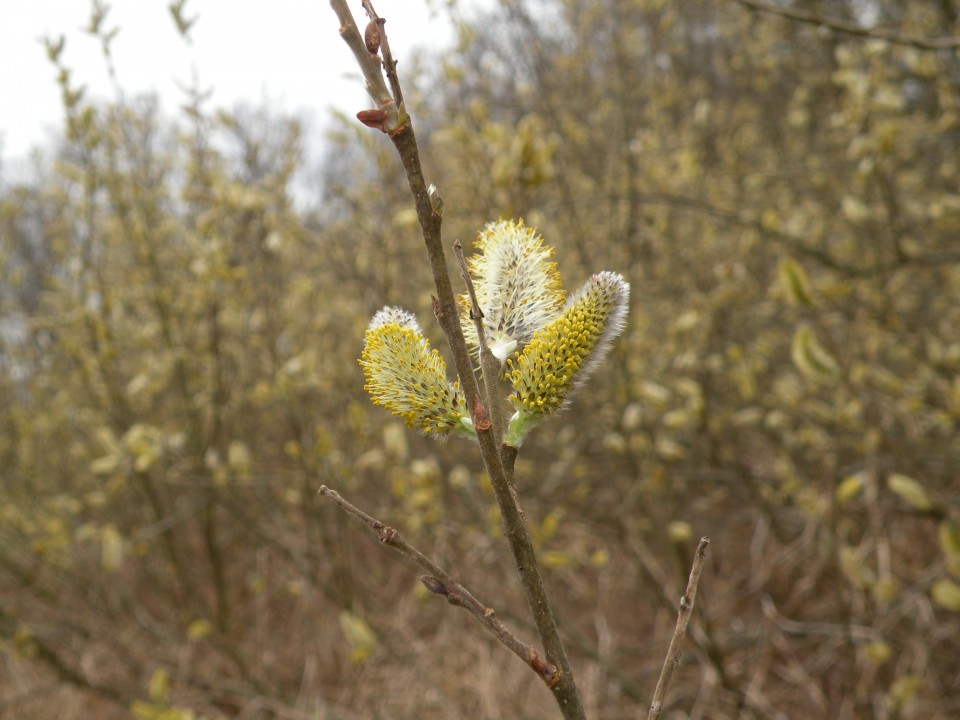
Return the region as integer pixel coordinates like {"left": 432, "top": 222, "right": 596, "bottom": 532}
{"left": 0, "top": 0, "right": 453, "bottom": 168}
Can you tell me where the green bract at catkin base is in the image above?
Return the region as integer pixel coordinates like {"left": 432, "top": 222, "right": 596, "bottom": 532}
{"left": 359, "top": 307, "right": 475, "bottom": 438}
{"left": 461, "top": 219, "right": 566, "bottom": 364}
{"left": 505, "top": 271, "right": 630, "bottom": 447}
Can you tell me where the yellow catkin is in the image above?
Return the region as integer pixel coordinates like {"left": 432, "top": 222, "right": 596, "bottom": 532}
{"left": 508, "top": 272, "right": 628, "bottom": 418}
{"left": 359, "top": 308, "right": 468, "bottom": 435}
{"left": 461, "top": 219, "right": 565, "bottom": 359}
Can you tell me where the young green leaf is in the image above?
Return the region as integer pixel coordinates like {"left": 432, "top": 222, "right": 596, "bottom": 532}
{"left": 887, "top": 473, "right": 933, "bottom": 511}
{"left": 791, "top": 324, "right": 841, "bottom": 382}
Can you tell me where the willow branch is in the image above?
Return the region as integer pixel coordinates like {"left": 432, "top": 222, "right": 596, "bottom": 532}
{"left": 329, "top": 2, "right": 584, "bottom": 716}
{"left": 318, "top": 485, "right": 559, "bottom": 685}
{"left": 647, "top": 537, "right": 711, "bottom": 720}
{"left": 732, "top": 0, "right": 960, "bottom": 50}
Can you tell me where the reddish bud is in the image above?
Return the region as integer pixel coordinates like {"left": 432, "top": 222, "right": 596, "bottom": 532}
{"left": 357, "top": 108, "right": 388, "bottom": 130}
{"left": 364, "top": 20, "right": 382, "bottom": 55}
{"left": 528, "top": 648, "right": 560, "bottom": 687}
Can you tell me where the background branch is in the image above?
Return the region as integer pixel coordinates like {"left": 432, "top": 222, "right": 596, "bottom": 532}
{"left": 647, "top": 537, "right": 711, "bottom": 720}
{"left": 732, "top": 0, "right": 960, "bottom": 50}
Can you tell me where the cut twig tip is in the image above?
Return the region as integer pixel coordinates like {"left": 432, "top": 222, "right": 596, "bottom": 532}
{"left": 697, "top": 536, "right": 711, "bottom": 557}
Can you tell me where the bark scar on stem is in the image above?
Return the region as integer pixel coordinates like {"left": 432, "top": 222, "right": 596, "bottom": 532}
{"left": 529, "top": 648, "right": 561, "bottom": 687}
{"left": 380, "top": 526, "right": 397, "bottom": 543}
{"left": 472, "top": 394, "right": 492, "bottom": 431}
{"left": 420, "top": 575, "right": 447, "bottom": 595}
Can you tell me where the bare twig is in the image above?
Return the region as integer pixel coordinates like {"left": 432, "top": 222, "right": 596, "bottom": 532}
{"left": 636, "top": 190, "right": 960, "bottom": 276}
{"left": 453, "top": 239, "right": 527, "bottom": 518}
{"left": 647, "top": 537, "right": 711, "bottom": 720}
{"left": 360, "top": 1, "right": 404, "bottom": 109}
{"left": 328, "top": 0, "right": 391, "bottom": 105}
{"left": 624, "top": 528, "right": 746, "bottom": 712}
{"left": 452, "top": 239, "right": 508, "bottom": 445}
{"left": 329, "top": 2, "right": 584, "bottom": 716}
{"left": 317, "top": 485, "right": 559, "bottom": 685}
{"left": 732, "top": 0, "right": 960, "bottom": 50}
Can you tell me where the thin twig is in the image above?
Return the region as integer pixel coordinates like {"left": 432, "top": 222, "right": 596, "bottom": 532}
{"left": 731, "top": 0, "right": 960, "bottom": 50}
{"left": 328, "top": 0, "right": 391, "bottom": 105}
{"left": 452, "top": 239, "right": 508, "bottom": 444}
{"left": 453, "top": 239, "right": 526, "bottom": 519}
{"left": 636, "top": 190, "right": 960, "bottom": 276}
{"left": 317, "top": 485, "right": 559, "bottom": 686}
{"left": 360, "top": 1, "right": 404, "bottom": 109}
{"left": 647, "top": 537, "right": 711, "bottom": 720}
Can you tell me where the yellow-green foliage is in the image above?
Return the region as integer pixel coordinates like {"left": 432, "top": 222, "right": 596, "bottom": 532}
{"left": 2, "top": 0, "right": 959, "bottom": 716}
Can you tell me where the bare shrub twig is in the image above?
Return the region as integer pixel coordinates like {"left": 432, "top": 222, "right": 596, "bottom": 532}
{"left": 732, "top": 0, "right": 960, "bottom": 50}
{"left": 317, "top": 485, "right": 560, "bottom": 685}
{"left": 647, "top": 537, "right": 711, "bottom": 720}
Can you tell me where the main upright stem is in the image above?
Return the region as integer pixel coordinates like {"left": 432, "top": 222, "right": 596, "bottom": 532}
{"left": 330, "top": 1, "right": 584, "bottom": 715}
